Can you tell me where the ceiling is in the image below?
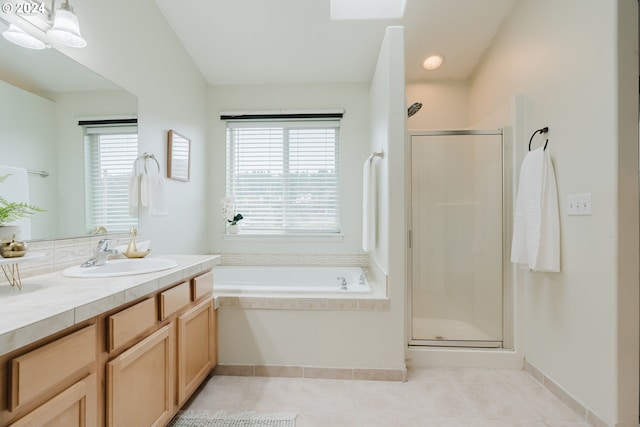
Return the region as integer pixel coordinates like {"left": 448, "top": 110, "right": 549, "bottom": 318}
{"left": 154, "top": 0, "right": 514, "bottom": 86}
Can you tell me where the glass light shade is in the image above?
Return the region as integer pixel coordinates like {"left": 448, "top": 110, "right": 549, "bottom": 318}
{"left": 423, "top": 54, "right": 444, "bottom": 70}
{"left": 46, "top": 5, "right": 87, "bottom": 48}
{"left": 2, "top": 24, "right": 46, "bottom": 49}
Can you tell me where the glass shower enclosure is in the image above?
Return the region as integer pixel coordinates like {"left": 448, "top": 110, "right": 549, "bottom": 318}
{"left": 409, "top": 130, "right": 504, "bottom": 347}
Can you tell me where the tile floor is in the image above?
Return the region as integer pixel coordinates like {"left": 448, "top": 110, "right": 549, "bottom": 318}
{"left": 183, "top": 368, "right": 591, "bottom": 427}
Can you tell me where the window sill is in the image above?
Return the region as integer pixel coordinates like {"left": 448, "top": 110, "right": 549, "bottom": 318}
{"left": 221, "top": 232, "right": 344, "bottom": 242}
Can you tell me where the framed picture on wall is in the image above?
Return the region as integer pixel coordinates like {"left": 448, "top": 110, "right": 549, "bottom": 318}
{"left": 167, "top": 129, "right": 191, "bottom": 181}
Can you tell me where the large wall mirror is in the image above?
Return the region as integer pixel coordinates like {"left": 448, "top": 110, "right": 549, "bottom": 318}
{"left": 0, "top": 18, "right": 138, "bottom": 241}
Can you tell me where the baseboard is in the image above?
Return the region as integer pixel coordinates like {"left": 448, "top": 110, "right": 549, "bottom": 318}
{"left": 214, "top": 363, "right": 407, "bottom": 382}
{"left": 524, "top": 359, "right": 610, "bottom": 427}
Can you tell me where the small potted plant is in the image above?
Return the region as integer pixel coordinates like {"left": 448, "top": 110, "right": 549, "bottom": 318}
{"left": 220, "top": 196, "right": 243, "bottom": 234}
{"left": 0, "top": 174, "right": 44, "bottom": 242}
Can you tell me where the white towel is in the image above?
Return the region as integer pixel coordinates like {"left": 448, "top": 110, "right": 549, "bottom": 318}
{"left": 362, "top": 155, "right": 375, "bottom": 252}
{"left": 130, "top": 157, "right": 167, "bottom": 216}
{"left": 128, "top": 159, "right": 141, "bottom": 215}
{"left": 148, "top": 165, "right": 167, "bottom": 216}
{"left": 0, "top": 165, "right": 31, "bottom": 240}
{"left": 510, "top": 147, "right": 560, "bottom": 272}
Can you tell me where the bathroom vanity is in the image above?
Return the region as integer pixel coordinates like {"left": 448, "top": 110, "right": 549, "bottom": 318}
{"left": 0, "top": 254, "right": 220, "bottom": 427}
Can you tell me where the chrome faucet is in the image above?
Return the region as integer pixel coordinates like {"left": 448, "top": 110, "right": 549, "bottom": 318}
{"left": 337, "top": 276, "right": 347, "bottom": 290}
{"left": 82, "top": 239, "right": 117, "bottom": 267}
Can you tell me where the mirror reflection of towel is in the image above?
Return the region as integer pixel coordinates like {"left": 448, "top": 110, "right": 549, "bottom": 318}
{"left": 510, "top": 148, "right": 560, "bottom": 272}
{"left": 0, "top": 165, "right": 31, "bottom": 240}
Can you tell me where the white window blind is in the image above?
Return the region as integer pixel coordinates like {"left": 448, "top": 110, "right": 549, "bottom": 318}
{"left": 84, "top": 125, "right": 138, "bottom": 234}
{"left": 226, "top": 120, "right": 341, "bottom": 233}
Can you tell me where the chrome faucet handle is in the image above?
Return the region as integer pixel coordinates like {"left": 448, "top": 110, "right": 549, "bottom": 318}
{"left": 97, "top": 238, "right": 113, "bottom": 252}
{"left": 336, "top": 276, "right": 347, "bottom": 290}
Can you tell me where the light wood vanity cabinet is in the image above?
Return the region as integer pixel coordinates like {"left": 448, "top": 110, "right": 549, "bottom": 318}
{"left": 0, "top": 268, "right": 217, "bottom": 427}
{"left": 177, "top": 296, "right": 216, "bottom": 405}
{"left": 106, "top": 325, "right": 174, "bottom": 427}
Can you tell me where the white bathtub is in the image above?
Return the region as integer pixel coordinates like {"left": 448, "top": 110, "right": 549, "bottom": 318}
{"left": 213, "top": 265, "right": 371, "bottom": 296}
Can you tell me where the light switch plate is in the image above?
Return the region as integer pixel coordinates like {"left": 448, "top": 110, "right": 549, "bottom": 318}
{"left": 568, "top": 193, "right": 592, "bottom": 216}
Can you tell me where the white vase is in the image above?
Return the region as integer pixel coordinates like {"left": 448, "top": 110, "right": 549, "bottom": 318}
{"left": 227, "top": 223, "right": 240, "bottom": 234}
{"left": 0, "top": 225, "right": 21, "bottom": 242}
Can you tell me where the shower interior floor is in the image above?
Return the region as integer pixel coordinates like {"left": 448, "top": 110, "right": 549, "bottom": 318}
{"left": 412, "top": 317, "right": 498, "bottom": 342}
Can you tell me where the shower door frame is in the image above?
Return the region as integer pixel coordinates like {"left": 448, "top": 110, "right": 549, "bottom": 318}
{"left": 406, "top": 129, "right": 512, "bottom": 349}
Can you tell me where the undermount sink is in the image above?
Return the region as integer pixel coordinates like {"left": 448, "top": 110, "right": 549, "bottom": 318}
{"left": 62, "top": 258, "right": 179, "bottom": 278}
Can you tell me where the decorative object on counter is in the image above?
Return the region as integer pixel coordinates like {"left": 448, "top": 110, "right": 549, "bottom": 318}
{"left": 221, "top": 196, "right": 243, "bottom": 234}
{"left": 0, "top": 252, "right": 46, "bottom": 290}
{"left": 123, "top": 226, "right": 151, "bottom": 258}
{"left": 91, "top": 225, "right": 107, "bottom": 235}
{"left": 167, "top": 130, "right": 191, "bottom": 182}
{"left": 0, "top": 235, "right": 27, "bottom": 258}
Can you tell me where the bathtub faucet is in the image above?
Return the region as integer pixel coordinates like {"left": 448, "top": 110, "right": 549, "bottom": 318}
{"left": 359, "top": 271, "right": 367, "bottom": 286}
{"left": 337, "top": 276, "right": 347, "bottom": 290}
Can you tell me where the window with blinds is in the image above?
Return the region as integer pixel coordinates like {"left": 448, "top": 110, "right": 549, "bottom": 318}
{"left": 84, "top": 125, "right": 138, "bottom": 234}
{"left": 226, "top": 120, "right": 341, "bottom": 233}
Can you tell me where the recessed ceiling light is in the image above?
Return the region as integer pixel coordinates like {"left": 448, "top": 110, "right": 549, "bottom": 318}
{"left": 423, "top": 54, "right": 444, "bottom": 71}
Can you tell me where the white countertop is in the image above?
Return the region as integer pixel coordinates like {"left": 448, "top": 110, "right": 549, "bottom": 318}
{"left": 0, "top": 254, "right": 220, "bottom": 356}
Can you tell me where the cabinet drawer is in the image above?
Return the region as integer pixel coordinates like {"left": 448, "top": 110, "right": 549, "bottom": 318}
{"left": 192, "top": 271, "right": 213, "bottom": 301}
{"left": 159, "top": 281, "right": 191, "bottom": 320}
{"left": 10, "top": 325, "right": 96, "bottom": 411}
{"left": 108, "top": 298, "right": 156, "bottom": 352}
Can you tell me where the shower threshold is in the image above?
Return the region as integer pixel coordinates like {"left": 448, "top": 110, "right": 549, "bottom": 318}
{"left": 409, "top": 339, "right": 502, "bottom": 348}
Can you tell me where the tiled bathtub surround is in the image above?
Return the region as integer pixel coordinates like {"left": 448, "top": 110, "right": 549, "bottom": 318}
{"left": 216, "top": 253, "right": 389, "bottom": 311}
{"left": 219, "top": 253, "right": 369, "bottom": 266}
{"left": 217, "top": 296, "right": 390, "bottom": 310}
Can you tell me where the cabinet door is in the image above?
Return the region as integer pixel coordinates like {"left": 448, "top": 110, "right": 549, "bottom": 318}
{"left": 106, "top": 325, "right": 174, "bottom": 427}
{"left": 9, "top": 374, "right": 97, "bottom": 427}
{"left": 176, "top": 297, "right": 216, "bottom": 405}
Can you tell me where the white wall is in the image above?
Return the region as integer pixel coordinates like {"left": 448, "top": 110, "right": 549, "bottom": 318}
{"left": 208, "top": 83, "right": 370, "bottom": 255}
{"left": 55, "top": 0, "right": 210, "bottom": 253}
{"left": 406, "top": 80, "right": 470, "bottom": 130}
{"left": 0, "top": 81, "right": 57, "bottom": 239}
{"left": 468, "top": 1, "right": 638, "bottom": 425}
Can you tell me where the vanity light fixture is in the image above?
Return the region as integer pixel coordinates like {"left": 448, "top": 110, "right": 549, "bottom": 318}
{"left": 423, "top": 54, "right": 444, "bottom": 71}
{"left": 46, "top": 0, "right": 86, "bottom": 48}
{"left": 2, "top": 24, "right": 46, "bottom": 49}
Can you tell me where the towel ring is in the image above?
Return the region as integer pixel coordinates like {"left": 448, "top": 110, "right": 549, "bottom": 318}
{"left": 528, "top": 127, "right": 549, "bottom": 151}
{"left": 140, "top": 152, "right": 160, "bottom": 173}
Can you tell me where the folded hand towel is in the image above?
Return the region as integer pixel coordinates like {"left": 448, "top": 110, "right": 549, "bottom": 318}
{"left": 510, "top": 147, "right": 560, "bottom": 272}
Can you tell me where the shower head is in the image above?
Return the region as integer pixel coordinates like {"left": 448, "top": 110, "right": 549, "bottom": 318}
{"left": 407, "top": 102, "right": 422, "bottom": 118}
